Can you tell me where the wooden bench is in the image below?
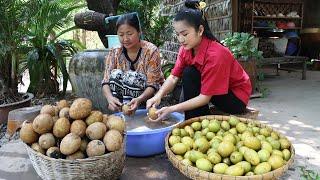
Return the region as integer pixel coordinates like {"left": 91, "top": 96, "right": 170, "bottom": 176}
{"left": 261, "top": 56, "right": 308, "bottom": 80}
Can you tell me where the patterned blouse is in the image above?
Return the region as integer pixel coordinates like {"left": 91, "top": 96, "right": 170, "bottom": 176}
{"left": 101, "top": 40, "right": 164, "bottom": 102}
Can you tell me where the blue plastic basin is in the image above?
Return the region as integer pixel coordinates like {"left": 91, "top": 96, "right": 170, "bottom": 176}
{"left": 115, "top": 109, "right": 184, "bottom": 157}
{"left": 106, "top": 35, "right": 121, "bottom": 48}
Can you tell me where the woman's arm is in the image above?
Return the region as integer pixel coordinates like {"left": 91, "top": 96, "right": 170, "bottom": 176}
{"left": 146, "top": 74, "right": 180, "bottom": 109}
{"left": 156, "top": 74, "right": 179, "bottom": 99}
{"left": 128, "top": 87, "right": 155, "bottom": 111}
{"left": 171, "top": 94, "right": 211, "bottom": 112}
{"left": 102, "top": 85, "right": 122, "bottom": 111}
{"left": 154, "top": 94, "right": 212, "bottom": 121}
{"left": 101, "top": 49, "right": 122, "bottom": 111}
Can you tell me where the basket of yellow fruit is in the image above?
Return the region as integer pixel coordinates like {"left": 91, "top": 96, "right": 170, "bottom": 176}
{"left": 165, "top": 115, "right": 294, "bottom": 180}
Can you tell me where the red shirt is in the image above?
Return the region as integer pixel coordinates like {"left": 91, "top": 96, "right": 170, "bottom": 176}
{"left": 171, "top": 37, "right": 252, "bottom": 105}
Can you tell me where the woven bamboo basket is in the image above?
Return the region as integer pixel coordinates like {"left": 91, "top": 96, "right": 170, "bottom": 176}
{"left": 24, "top": 137, "right": 126, "bottom": 180}
{"left": 165, "top": 115, "right": 295, "bottom": 180}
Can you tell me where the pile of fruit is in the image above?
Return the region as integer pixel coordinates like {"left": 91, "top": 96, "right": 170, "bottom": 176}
{"left": 20, "top": 98, "right": 125, "bottom": 160}
{"left": 168, "top": 116, "right": 292, "bottom": 176}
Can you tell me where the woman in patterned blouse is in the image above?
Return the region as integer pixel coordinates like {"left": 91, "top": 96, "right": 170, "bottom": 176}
{"left": 101, "top": 13, "right": 164, "bottom": 113}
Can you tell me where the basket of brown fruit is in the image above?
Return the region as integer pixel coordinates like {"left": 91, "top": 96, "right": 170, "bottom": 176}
{"left": 165, "top": 115, "right": 294, "bottom": 180}
{"left": 20, "top": 98, "right": 126, "bottom": 180}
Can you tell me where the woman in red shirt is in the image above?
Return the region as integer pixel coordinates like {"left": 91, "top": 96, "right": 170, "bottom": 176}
{"left": 147, "top": 0, "right": 252, "bottom": 121}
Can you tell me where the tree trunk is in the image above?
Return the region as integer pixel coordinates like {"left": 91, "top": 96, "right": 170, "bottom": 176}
{"left": 81, "top": 29, "right": 87, "bottom": 47}
{"left": 85, "top": 0, "right": 121, "bottom": 15}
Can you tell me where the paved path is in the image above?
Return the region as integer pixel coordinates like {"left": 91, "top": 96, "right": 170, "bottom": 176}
{"left": 0, "top": 70, "right": 319, "bottom": 180}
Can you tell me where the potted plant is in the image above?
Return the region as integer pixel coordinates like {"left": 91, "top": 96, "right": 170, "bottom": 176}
{"left": 0, "top": 0, "right": 35, "bottom": 124}
{"left": 0, "top": 0, "right": 84, "bottom": 124}
{"left": 222, "top": 32, "right": 263, "bottom": 93}
{"left": 26, "top": 0, "right": 84, "bottom": 96}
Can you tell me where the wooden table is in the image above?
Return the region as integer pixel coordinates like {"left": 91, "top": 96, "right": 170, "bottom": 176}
{"left": 261, "top": 56, "right": 308, "bottom": 80}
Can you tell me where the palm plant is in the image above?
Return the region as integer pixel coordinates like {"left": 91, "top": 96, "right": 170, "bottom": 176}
{"left": 0, "top": 0, "right": 31, "bottom": 105}
{"left": 26, "top": 0, "right": 85, "bottom": 96}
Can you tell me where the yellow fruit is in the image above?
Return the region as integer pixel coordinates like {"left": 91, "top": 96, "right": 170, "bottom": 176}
{"left": 271, "top": 131, "right": 279, "bottom": 140}
{"left": 196, "top": 158, "right": 213, "bottom": 172}
{"left": 184, "top": 151, "right": 192, "bottom": 159}
{"left": 230, "top": 151, "right": 243, "bottom": 164}
{"left": 184, "top": 126, "right": 194, "bottom": 138}
{"left": 169, "top": 135, "right": 181, "bottom": 147}
{"left": 225, "top": 165, "right": 244, "bottom": 176}
{"left": 172, "top": 128, "right": 180, "bottom": 136}
{"left": 236, "top": 122, "right": 247, "bottom": 133}
{"left": 236, "top": 161, "right": 251, "bottom": 173}
{"left": 221, "top": 121, "right": 230, "bottom": 131}
{"left": 206, "top": 132, "right": 215, "bottom": 140}
{"left": 201, "top": 128, "right": 209, "bottom": 136}
{"left": 223, "top": 134, "right": 236, "bottom": 145}
{"left": 194, "top": 137, "right": 210, "bottom": 153}
{"left": 194, "top": 131, "right": 203, "bottom": 139}
{"left": 239, "top": 146, "right": 250, "bottom": 155}
{"left": 269, "top": 140, "right": 281, "bottom": 150}
{"left": 208, "top": 122, "right": 220, "bottom": 133}
{"left": 268, "top": 155, "right": 284, "bottom": 170}
{"left": 201, "top": 119, "right": 210, "bottom": 129}
{"left": 272, "top": 149, "right": 284, "bottom": 158}
{"left": 282, "top": 149, "right": 291, "bottom": 161}
{"left": 279, "top": 138, "right": 291, "bottom": 149}
{"left": 260, "top": 128, "right": 271, "bottom": 137}
{"left": 213, "top": 163, "right": 229, "bottom": 174}
{"left": 258, "top": 149, "right": 270, "bottom": 162}
{"left": 207, "top": 152, "right": 222, "bottom": 164}
{"left": 254, "top": 162, "right": 272, "bottom": 174}
{"left": 244, "top": 149, "right": 260, "bottom": 165}
{"left": 228, "top": 116, "right": 239, "bottom": 127}
{"left": 261, "top": 141, "right": 273, "bottom": 153}
{"left": 171, "top": 143, "right": 188, "bottom": 155}
{"left": 180, "top": 129, "right": 188, "bottom": 137}
{"left": 191, "top": 122, "right": 202, "bottom": 131}
{"left": 181, "top": 136, "right": 194, "bottom": 149}
{"left": 241, "top": 131, "right": 254, "bottom": 141}
{"left": 244, "top": 136, "right": 261, "bottom": 150}
{"left": 217, "top": 141, "right": 234, "bottom": 157}
{"left": 189, "top": 150, "right": 205, "bottom": 163}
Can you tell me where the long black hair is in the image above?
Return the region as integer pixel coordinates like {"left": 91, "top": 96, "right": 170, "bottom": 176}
{"left": 116, "top": 12, "right": 141, "bottom": 33}
{"left": 174, "top": 0, "right": 219, "bottom": 42}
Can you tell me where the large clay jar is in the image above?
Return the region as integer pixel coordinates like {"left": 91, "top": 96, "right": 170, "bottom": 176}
{"left": 69, "top": 49, "right": 110, "bottom": 113}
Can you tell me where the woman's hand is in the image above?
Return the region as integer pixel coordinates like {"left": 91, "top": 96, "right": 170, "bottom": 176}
{"left": 127, "top": 98, "right": 141, "bottom": 112}
{"left": 146, "top": 95, "right": 162, "bottom": 109}
{"left": 107, "top": 96, "right": 122, "bottom": 112}
{"left": 149, "top": 106, "right": 174, "bottom": 122}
